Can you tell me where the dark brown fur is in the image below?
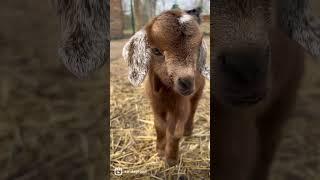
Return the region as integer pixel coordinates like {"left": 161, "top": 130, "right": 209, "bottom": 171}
{"left": 214, "top": 28, "right": 304, "bottom": 180}
{"left": 213, "top": 0, "right": 320, "bottom": 179}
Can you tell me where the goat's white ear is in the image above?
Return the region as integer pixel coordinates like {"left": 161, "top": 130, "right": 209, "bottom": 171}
{"left": 198, "top": 39, "right": 210, "bottom": 80}
{"left": 122, "top": 29, "right": 151, "bottom": 86}
{"left": 278, "top": 0, "right": 320, "bottom": 57}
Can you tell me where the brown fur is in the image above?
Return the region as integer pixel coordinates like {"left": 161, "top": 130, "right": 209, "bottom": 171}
{"left": 145, "top": 11, "right": 205, "bottom": 166}
{"left": 212, "top": 0, "right": 316, "bottom": 179}
{"left": 123, "top": 10, "right": 208, "bottom": 166}
{"left": 146, "top": 69, "right": 205, "bottom": 165}
{"left": 214, "top": 29, "right": 304, "bottom": 180}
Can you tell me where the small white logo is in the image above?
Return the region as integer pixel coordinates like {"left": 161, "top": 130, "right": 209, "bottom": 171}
{"left": 114, "top": 167, "right": 123, "bottom": 176}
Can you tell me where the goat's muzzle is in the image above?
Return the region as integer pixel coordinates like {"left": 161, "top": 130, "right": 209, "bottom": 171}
{"left": 176, "top": 76, "right": 195, "bottom": 96}
{"left": 216, "top": 50, "right": 269, "bottom": 107}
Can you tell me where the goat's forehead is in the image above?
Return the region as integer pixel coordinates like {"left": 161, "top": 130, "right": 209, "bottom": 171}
{"left": 147, "top": 11, "right": 201, "bottom": 48}
{"left": 179, "top": 14, "right": 194, "bottom": 24}
{"left": 214, "top": 0, "right": 271, "bottom": 18}
{"left": 213, "top": 0, "right": 271, "bottom": 46}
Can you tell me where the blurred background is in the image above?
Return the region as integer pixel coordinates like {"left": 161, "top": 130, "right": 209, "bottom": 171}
{"left": 110, "top": 0, "right": 210, "bottom": 179}
{"left": 110, "top": 0, "right": 210, "bottom": 39}
{"left": 0, "top": 1, "right": 107, "bottom": 179}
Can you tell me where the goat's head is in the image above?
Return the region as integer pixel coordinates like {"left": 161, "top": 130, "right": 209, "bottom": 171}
{"left": 123, "top": 9, "right": 209, "bottom": 96}
{"left": 212, "top": 0, "right": 320, "bottom": 107}
{"left": 52, "top": 0, "right": 109, "bottom": 78}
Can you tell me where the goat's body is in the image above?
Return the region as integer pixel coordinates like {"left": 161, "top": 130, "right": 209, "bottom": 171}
{"left": 123, "top": 9, "right": 209, "bottom": 166}
{"left": 214, "top": 28, "right": 305, "bottom": 180}
{"left": 146, "top": 69, "right": 205, "bottom": 165}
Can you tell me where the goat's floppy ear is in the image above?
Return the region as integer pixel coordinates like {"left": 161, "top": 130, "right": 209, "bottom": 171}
{"left": 122, "top": 29, "right": 151, "bottom": 86}
{"left": 51, "top": 0, "right": 109, "bottom": 78}
{"left": 198, "top": 39, "right": 210, "bottom": 80}
{"left": 278, "top": 0, "right": 320, "bottom": 57}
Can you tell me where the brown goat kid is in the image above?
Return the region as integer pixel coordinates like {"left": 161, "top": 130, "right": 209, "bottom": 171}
{"left": 122, "top": 10, "right": 210, "bottom": 165}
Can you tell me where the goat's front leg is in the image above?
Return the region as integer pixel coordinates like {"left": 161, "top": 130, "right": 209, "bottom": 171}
{"left": 254, "top": 90, "right": 298, "bottom": 180}
{"left": 165, "top": 108, "right": 190, "bottom": 166}
{"left": 184, "top": 89, "right": 203, "bottom": 136}
{"left": 214, "top": 103, "right": 259, "bottom": 180}
{"left": 154, "top": 112, "right": 167, "bottom": 159}
{"left": 165, "top": 127, "right": 180, "bottom": 166}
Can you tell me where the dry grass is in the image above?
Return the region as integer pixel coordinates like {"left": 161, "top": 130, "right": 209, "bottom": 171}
{"left": 110, "top": 36, "right": 210, "bottom": 179}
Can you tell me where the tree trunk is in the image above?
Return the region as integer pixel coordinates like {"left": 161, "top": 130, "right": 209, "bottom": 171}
{"left": 144, "top": 0, "right": 157, "bottom": 23}
{"left": 133, "top": 0, "right": 143, "bottom": 31}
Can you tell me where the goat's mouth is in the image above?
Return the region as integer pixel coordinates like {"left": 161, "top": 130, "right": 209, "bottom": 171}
{"left": 221, "top": 89, "right": 267, "bottom": 107}
{"left": 175, "top": 77, "right": 195, "bottom": 96}
{"left": 177, "top": 88, "right": 194, "bottom": 96}
{"left": 225, "top": 94, "right": 265, "bottom": 106}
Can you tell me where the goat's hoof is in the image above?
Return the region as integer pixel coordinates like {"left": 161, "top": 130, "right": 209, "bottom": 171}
{"left": 165, "top": 158, "right": 178, "bottom": 167}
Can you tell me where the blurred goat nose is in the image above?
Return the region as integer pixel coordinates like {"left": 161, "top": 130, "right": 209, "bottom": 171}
{"left": 178, "top": 76, "right": 194, "bottom": 91}
{"left": 220, "top": 53, "right": 267, "bottom": 85}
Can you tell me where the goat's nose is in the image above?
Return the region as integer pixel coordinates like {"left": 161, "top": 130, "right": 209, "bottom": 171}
{"left": 220, "top": 53, "right": 267, "bottom": 84}
{"left": 178, "top": 77, "right": 194, "bottom": 93}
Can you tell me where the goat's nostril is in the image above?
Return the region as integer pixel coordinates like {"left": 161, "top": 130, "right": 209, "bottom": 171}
{"left": 178, "top": 77, "right": 194, "bottom": 91}
{"left": 220, "top": 53, "right": 267, "bottom": 84}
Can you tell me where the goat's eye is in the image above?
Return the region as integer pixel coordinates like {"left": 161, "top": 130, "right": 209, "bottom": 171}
{"left": 151, "top": 48, "right": 163, "bottom": 56}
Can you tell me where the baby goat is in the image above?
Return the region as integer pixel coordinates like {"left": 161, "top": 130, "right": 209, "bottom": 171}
{"left": 122, "top": 9, "right": 210, "bottom": 165}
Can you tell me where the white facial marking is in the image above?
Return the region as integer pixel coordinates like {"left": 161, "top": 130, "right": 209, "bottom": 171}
{"left": 179, "top": 14, "right": 193, "bottom": 24}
